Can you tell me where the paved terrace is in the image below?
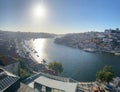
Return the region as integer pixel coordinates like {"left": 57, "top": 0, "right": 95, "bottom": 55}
{"left": 34, "top": 76, "right": 78, "bottom": 92}
{"left": 23, "top": 72, "right": 97, "bottom": 92}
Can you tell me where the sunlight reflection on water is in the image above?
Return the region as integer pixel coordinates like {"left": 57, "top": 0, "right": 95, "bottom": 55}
{"left": 34, "top": 39, "right": 45, "bottom": 55}
{"left": 33, "top": 39, "right": 46, "bottom": 62}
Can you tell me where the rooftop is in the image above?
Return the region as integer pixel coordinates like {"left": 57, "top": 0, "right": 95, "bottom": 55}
{"left": 34, "top": 76, "right": 78, "bottom": 92}
{"left": 0, "top": 55, "right": 18, "bottom": 66}
{"left": 24, "top": 72, "right": 78, "bottom": 92}
{"left": 0, "top": 68, "right": 19, "bottom": 91}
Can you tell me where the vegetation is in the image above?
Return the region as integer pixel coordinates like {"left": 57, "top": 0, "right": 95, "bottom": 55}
{"left": 18, "top": 59, "right": 34, "bottom": 80}
{"left": 96, "top": 66, "right": 115, "bottom": 84}
{"left": 48, "top": 61, "right": 63, "bottom": 75}
{"left": 18, "top": 68, "right": 33, "bottom": 80}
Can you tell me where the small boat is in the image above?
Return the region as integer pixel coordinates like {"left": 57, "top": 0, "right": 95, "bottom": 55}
{"left": 114, "top": 53, "right": 120, "bottom": 56}
{"left": 42, "top": 59, "right": 47, "bottom": 64}
{"left": 34, "top": 51, "right": 37, "bottom": 53}
{"left": 83, "top": 48, "right": 96, "bottom": 52}
{"left": 37, "top": 55, "right": 39, "bottom": 57}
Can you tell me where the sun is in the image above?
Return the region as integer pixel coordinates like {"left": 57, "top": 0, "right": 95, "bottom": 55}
{"left": 32, "top": 4, "right": 46, "bottom": 19}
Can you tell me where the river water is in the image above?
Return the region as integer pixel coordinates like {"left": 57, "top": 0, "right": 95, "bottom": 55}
{"left": 26, "top": 38, "right": 120, "bottom": 82}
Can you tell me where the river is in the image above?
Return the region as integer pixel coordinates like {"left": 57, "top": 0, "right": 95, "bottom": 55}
{"left": 26, "top": 38, "right": 120, "bottom": 82}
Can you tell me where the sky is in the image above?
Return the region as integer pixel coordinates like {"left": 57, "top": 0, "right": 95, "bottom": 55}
{"left": 0, "top": 0, "right": 120, "bottom": 34}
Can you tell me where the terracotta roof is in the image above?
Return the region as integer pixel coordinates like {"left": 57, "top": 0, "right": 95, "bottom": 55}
{"left": 0, "top": 55, "right": 18, "bottom": 66}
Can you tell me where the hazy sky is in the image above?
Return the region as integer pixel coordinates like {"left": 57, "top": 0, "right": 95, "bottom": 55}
{"left": 0, "top": 0, "right": 120, "bottom": 33}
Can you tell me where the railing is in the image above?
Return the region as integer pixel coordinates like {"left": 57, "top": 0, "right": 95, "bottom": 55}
{"left": 39, "top": 72, "right": 71, "bottom": 82}
{"left": 23, "top": 72, "right": 98, "bottom": 92}
{"left": 23, "top": 72, "right": 79, "bottom": 85}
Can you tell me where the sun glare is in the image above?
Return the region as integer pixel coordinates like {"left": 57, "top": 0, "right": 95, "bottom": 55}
{"left": 32, "top": 4, "right": 46, "bottom": 19}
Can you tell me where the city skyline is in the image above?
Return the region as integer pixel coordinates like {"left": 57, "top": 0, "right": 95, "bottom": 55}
{"left": 0, "top": 0, "right": 120, "bottom": 34}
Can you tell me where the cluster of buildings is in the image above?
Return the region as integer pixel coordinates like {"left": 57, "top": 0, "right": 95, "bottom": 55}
{"left": 101, "top": 28, "right": 119, "bottom": 52}
{"left": 55, "top": 28, "right": 120, "bottom": 54}
{"left": 55, "top": 32, "right": 97, "bottom": 49}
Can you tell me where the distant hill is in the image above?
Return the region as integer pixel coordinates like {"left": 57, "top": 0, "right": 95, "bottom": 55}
{"left": 0, "top": 30, "right": 58, "bottom": 39}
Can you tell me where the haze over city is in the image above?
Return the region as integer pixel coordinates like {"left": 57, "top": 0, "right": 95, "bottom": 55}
{"left": 1, "top": 0, "right": 120, "bottom": 92}
{"left": 0, "top": 0, "right": 120, "bottom": 34}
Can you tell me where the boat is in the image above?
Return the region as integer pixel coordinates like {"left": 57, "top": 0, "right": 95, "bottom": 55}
{"left": 34, "top": 50, "right": 38, "bottom": 53}
{"left": 37, "top": 55, "right": 39, "bottom": 57}
{"left": 42, "top": 59, "right": 47, "bottom": 64}
{"left": 83, "top": 48, "right": 96, "bottom": 52}
{"left": 114, "top": 53, "right": 120, "bottom": 56}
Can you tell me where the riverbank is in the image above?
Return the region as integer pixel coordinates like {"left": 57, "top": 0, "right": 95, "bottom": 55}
{"left": 54, "top": 31, "right": 120, "bottom": 56}
{"left": 16, "top": 40, "right": 57, "bottom": 76}
{"left": 55, "top": 41, "right": 120, "bottom": 56}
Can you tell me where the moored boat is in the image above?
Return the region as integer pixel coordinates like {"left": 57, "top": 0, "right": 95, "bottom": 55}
{"left": 114, "top": 53, "right": 120, "bottom": 56}
{"left": 83, "top": 48, "right": 96, "bottom": 52}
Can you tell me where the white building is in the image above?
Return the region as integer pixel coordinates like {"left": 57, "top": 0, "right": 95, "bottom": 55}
{"left": 34, "top": 76, "right": 78, "bottom": 92}
{"left": 24, "top": 72, "right": 78, "bottom": 92}
{"left": 102, "top": 38, "right": 113, "bottom": 43}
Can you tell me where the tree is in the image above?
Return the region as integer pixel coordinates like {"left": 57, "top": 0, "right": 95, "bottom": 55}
{"left": 96, "top": 66, "right": 114, "bottom": 84}
{"left": 103, "top": 66, "right": 114, "bottom": 74}
{"left": 48, "top": 61, "right": 63, "bottom": 75}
